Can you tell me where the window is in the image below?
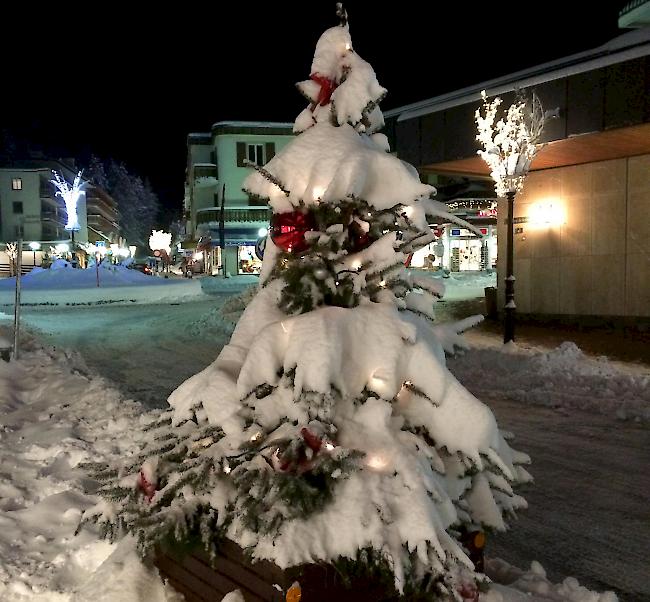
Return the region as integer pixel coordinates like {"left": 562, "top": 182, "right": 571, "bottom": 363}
{"left": 13, "top": 201, "right": 23, "bottom": 214}
{"left": 247, "top": 144, "right": 265, "bottom": 166}
{"left": 12, "top": 178, "right": 22, "bottom": 190}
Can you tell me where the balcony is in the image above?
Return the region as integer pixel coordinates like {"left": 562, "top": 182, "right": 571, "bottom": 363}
{"left": 196, "top": 207, "right": 271, "bottom": 226}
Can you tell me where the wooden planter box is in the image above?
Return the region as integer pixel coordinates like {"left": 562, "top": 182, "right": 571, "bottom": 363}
{"left": 154, "top": 539, "right": 401, "bottom": 602}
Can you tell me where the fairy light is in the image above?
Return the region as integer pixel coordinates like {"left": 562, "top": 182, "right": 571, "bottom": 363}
{"left": 223, "top": 463, "right": 231, "bottom": 474}
{"left": 351, "top": 259, "right": 361, "bottom": 271}
{"left": 402, "top": 206, "right": 414, "bottom": 218}
{"left": 325, "top": 442, "right": 335, "bottom": 451}
{"left": 366, "top": 454, "right": 388, "bottom": 470}
{"left": 345, "top": 43, "right": 351, "bottom": 50}
{"left": 250, "top": 431, "right": 262, "bottom": 442}
{"left": 379, "top": 280, "right": 386, "bottom": 287}
{"left": 312, "top": 186, "right": 325, "bottom": 202}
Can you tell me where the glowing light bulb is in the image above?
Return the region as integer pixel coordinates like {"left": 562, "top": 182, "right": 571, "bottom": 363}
{"left": 351, "top": 260, "right": 361, "bottom": 271}
{"left": 223, "top": 464, "right": 231, "bottom": 474}
{"left": 312, "top": 186, "right": 325, "bottom": 201}
{"left": 325, "top": 442, "right": 335, "bottom": 451}
{"left": 345, "top": 43, "right": 351, "bottom": 50}
{"left": 250, "top": 432, "right": 262, "bottom": 442}
{"left": 366, "top": 454, "right": 387, "bottom": 470}
{"left": 379, "top": 280, "right": 386, "bottom": 287}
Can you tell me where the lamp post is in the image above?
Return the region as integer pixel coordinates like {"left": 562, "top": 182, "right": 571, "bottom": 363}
{"left": 28, "top": 241, "right": 40, "bottom": 266}
{"left": 475, "top": 90, "right": 546, "bottom": 343}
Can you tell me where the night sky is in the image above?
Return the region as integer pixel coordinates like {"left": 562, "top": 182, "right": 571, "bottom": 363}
{"left": 1, "top": 1, "right": 627, "bottom": 223}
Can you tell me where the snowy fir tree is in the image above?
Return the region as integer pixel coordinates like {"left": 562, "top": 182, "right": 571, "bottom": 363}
{"left": 81, "top": 7, "right": 531, "bottom": 600}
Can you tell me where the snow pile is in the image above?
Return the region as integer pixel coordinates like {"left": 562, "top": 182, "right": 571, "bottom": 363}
{"left": 450, "top": 341, "right": 650, "bottom": 422}
{"left": 0, "top": 264, "right": 170, "bottom": 290}
{"left": 484, "top": 559, "right": 618, "bottom": 602}
{"left": 0, "top": 327, "right": 178, "bottom": 601}
{"left": 199, "top": 274, "right": 260, "bottom": 295}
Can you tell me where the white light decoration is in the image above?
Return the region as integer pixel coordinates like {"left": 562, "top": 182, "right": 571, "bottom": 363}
{"left": 312, "top": 186, "right": 326, "bottom": 201}
{"left": 529, "top": 200, "right": 565, "bottom": 227}
{"left": 29, "top": 242, "right": 41, "bottom": 251}
{"left": 148, "top": 230, "right": 172, "bottom": 254}
{"left": 258, "top": 227, "right": 268, "bottom": 237}
{"left": 475, "top": 90, "right": 546, "bottom": 196}
{"left": 51, "top": 170, "right": 84, "bottom": 232}
{"left": 324, "top": 442, "right": 335, "bottom": 451}
{"left": 366, "top": 454, "right": 388, "bottom": 471}
{"left": 193, "top": 251, "right": 203, "bottom": 261}
{"left": 129, "top": 245, "right": 137, "bottom": 258}
{"left": 110, "top": 243, "right": 119, "bottom": 255}
{"left": 55, "top": 243, "right": 70, "bottom": 254}
{"left": 6, "top": 243, "right": 17, "bottom": 261}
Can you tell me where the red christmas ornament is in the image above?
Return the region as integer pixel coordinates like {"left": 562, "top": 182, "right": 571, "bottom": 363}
{"left": 310, "top": 73, "right": 338, "bottom": 106}
{"left": 300, "top": 427, "right": 323, "bottom": 454}
{"left": 270, "top": 210, "right": 315, "bottom": 254}
{"left": 348, "top": 220, "right": 371, "bottom": 253}
{"left": 456, "top": 582, "right": 479, "bottom": 602}
{"left": 136, "top": 469, "right": 157, "bottom": 502}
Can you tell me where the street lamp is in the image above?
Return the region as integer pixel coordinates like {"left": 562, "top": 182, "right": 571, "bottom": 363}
{"left": 28, "top": 241, "right": 40, "bottom": 266}
{"left": 476, "top": 90, "right": 546, "bottom": 343}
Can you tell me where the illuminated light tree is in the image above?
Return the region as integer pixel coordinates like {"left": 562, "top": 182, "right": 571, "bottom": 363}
{"left": 476, "top": 90, "right": 547, "bottom": 343}
{"left": 51, "top": 170, "right": 84, "bottom": 234}
{"left": 149, "top": 230, "right": 172, "bottom": 272}
{"left": 82, "top": 8, "right": 531, "bottom": 601}
{"left": 6, "top": 242, "right": 17, "bottom": 277}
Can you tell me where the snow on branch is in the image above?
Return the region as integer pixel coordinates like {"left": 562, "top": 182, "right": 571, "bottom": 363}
{"left": 475, "top": 90, "right": 547, "bottom": 197}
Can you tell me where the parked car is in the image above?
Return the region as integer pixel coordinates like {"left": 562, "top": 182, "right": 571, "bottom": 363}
{"left": 129, "top": 262, "right": 153, "bottom": 275}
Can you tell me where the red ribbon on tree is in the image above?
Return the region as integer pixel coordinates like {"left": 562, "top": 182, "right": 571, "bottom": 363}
{"left": 270, "top": 210, "right": 315, "bottom": 254}
{"left": 310, "top": 73, "right": 338, "bottom": 106}
{"left": 136, "top": 469, "right": 157, "bottom": 502}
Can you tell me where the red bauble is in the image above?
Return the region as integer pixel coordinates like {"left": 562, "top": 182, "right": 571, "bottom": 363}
{"left": 270, "top": 210, "right": 315, "bottom": 254}
{"left": 310, "top": 73, "right": 338, "bottom": 106}
{"left": 348, "top": 220, "right": 371, "bottom": 253}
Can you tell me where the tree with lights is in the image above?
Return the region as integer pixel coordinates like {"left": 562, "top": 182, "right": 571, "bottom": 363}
{"left": 81, "top": 7, "right": 531, "bottom": 600}
{"left": 51, "top": 170, "right": 84, "bottom": 236}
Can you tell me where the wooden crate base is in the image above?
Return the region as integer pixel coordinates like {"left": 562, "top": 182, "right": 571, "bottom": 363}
{"left": 154, "top": 539, "right": 401, "bottom": 602}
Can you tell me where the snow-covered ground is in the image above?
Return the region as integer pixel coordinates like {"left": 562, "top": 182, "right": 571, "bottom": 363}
{"left": 0, "top": 271, "right": 646, "bottom": 601}
{"left": 0, "top": 326, "right": 622, "bottom": 602}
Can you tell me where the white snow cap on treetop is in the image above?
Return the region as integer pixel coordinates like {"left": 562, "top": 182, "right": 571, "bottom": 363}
{"left": 311, "top": 25, "right": 352, "bottom": 80}
{"left": 295, "top": 22, "right": 386, "bottom": 133}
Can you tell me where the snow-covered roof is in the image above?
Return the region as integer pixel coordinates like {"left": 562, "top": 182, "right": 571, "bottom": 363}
{"left": 386, "top": 28, "right": 650, "bottom": 122}
{"left": 211, "top": 120, "right": 294, "bottom": 129}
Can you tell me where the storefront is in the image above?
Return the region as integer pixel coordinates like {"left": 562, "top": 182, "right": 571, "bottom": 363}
{"left": 409, "top": 224, "right": 497, "bottom": 272}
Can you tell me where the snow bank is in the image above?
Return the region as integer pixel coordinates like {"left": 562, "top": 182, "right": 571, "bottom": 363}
{"left": 0, "top": 326, "right": 178, "bottom": 601}
{"left": 0, "top": 269, "right": 206, "bottom": 306}
{"left": 450, "top": 341, "right": 650, "bottom": 423}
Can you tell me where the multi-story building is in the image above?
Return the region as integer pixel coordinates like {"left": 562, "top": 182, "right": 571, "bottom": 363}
{"left": 0, "top": 158, "right": 120, "bottom": 270}
{"left": 183, "top": 121, "right": 294, "bottom": 275}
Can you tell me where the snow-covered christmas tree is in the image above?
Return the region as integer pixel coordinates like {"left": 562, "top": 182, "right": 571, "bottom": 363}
{"left": 81, "top": 6, "right": 531, "bottom": 600}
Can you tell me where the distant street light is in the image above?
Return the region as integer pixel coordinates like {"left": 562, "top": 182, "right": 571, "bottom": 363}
{"left": 28, "top": 241, "right": 40, "bottom": 266}
{"left": 476, "top": 90, "right": 547, "bottom": 343}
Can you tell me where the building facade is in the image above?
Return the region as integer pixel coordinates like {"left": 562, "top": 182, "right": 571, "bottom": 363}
{"left": 183, "top": 121, "right": 294, "bottom": 275}
{"left": 386, "top": 25, "right": 650, "bottom": 320}
{"left": 0, "top": 159, "right": 120, "bottom": 271}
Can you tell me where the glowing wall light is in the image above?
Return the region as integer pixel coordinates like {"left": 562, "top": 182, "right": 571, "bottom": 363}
{"left": 529, "top": 200, "right": 565, "bottom": 227}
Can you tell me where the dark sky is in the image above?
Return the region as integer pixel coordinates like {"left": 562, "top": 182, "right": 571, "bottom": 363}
{"left": 1, "top": 1, "right": 627, "bottom": 223}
